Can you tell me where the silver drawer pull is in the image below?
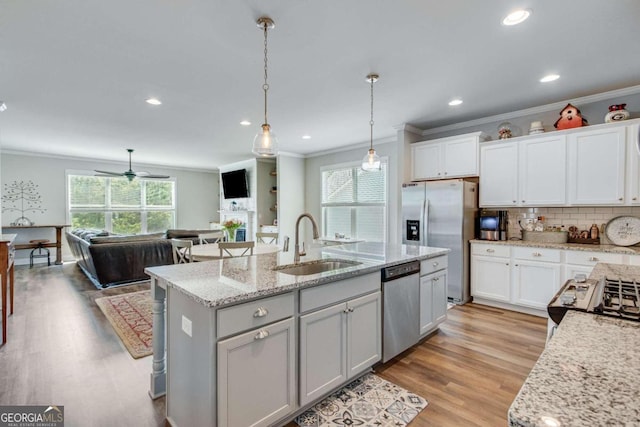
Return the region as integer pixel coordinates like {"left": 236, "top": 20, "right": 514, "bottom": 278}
{"left": 486, "top": 249, "right": 495, "bottom": 253}
{"left": 433, "top": 261, "right": 439, "bottom": 267}
{"left": 533, "top": 252, "right": 542, "bottom": 257}
{"left": 253, "top": 307, "right": 269, "bottom": 318}
{"left": 254, "top": 330, "right": 270, "bottom": 340}
{"left": 588, "top": 256, "right": 599, "bottom": 262}
{"left": 433, "top": 277, "right": 439, "bottom": 282}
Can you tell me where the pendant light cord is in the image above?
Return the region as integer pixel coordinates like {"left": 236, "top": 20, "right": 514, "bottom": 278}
{"left": 263, "top": 23, "right": 269, "bottom": 125}
{"left": 369, "top": 77, "right": 374, "bottom": 150}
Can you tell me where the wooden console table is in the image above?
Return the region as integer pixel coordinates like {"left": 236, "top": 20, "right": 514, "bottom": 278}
{"left": 1, "top": 234, "right": 16, "bottom": 345}
{"left": 2, "top": 225, "right": 70, "bottom": 265}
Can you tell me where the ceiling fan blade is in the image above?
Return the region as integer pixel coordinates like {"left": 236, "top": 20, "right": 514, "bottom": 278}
{"left": 141, "top": 174, "right": 171, "bottom": 179}
{"left": 94, "top": 170, "right": 124, "bottom": 176}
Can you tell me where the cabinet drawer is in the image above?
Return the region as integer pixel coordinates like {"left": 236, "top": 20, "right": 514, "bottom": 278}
{"left": 564, "top": 250, "right": 624, "bottom": 266}
{"left": 420, "top": 255, "right": 448, "bottom": 275}
{"left": 300, "top": 272, "right": 379, "bottom": 313}
{"left": 513, "top": 247, "right": 561, "bottom": 263}
{"left": 471, "top": 243, "right": 510, "bottom": 258}
{"left": 217, "top": 292, "right": 294, "bottom": 339}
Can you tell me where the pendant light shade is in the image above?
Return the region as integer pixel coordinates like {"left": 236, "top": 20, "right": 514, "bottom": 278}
{"left": 252, "top": 17, "right": 278, "bottom": 157}
{"left": 362, "top": 74, "right": 381, "bottom": 171}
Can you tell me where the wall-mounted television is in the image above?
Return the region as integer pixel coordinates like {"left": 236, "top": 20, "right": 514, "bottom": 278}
{"left": 221, "top": 169, "right": 249, "bottom": 199}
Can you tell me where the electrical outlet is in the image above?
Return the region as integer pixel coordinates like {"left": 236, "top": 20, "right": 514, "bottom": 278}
{"left": 181, "top": 315, "right": 192, "bottom": 337}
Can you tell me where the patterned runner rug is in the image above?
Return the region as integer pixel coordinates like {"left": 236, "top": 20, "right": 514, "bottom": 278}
{"left": 95, "top": 290, "right": 153, "bottom": 359}
{"left": 295, "top": 372, "right": 428, "bottom": 426}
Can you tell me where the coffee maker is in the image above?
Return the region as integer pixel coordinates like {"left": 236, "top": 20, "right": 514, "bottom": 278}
{"left": 479, "top": 210, "right": 508, "bottom": 240}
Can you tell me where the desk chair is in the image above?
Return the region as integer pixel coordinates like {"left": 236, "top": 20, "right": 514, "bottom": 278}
{"left": 218, "top": 241, "right": 255, "bottom": 257}
{"left": 198, "top": 231, "right": 225, "bottom": 245}
{"left": 255, "top": 232, "right": 278, "bottom": 244}
{"left": 171, "top": 239, "right": 193, "bottom": 264}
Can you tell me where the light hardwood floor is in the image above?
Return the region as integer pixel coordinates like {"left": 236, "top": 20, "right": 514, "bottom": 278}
{"left": 0, "top": 263, "right": 546, "bottom": 427}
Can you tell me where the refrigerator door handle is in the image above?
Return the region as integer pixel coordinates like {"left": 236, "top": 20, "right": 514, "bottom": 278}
{"left": 422, "top": 199, "right": 429, "bottom": 246}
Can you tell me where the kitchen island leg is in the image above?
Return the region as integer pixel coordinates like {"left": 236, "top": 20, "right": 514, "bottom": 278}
{"left": 149, "top": 277, "right": 167, "bottom": 399}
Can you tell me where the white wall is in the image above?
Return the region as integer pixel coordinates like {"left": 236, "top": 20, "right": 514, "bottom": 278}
{"left": 278, "top": 155, "right": 305, "bottom": 245}
{"left": 304, "top": 140, "right": 399, "bottom": 244}
{"left": 1, "top": 152, "right": 219, "bottom": 264}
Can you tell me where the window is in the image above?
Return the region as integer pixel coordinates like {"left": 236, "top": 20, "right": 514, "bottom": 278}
{"left": 321, "top": 161, "right": 387, "bottom": 242}
{"left": 68, "top": 173, "right": 176, "bottom": 234}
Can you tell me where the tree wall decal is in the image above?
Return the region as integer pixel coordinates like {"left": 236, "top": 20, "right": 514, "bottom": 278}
{"left": 2, "top": 180, "right": 47, "bottom": 226}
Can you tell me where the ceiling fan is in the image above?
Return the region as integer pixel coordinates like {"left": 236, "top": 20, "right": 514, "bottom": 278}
{"left": 95, "top": 149, "right": 170, "bottom": 182}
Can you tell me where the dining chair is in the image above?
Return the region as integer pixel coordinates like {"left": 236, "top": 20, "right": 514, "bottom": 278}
{"left": 171, "top": 239, "right": 193, "bottom": 264}
{"left": 256, "top": 232, "right": 278, "bottom": 244}
{"left": 198, "top": 231, "right": 225, "bottom": 245}
{"left": 218, "top": 241, "right": 255, "bottom": 257}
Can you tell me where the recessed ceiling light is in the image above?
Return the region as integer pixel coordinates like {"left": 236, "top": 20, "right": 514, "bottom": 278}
{"left": 145, "top": 98, "right": 162, "bottom": 106}
{"left": 302, "top": 135, "right": 311, "bottom": 140}
{"left": 540, "top": 74, "right": 560, "bottom": 83}
{"left": 502, "top": 9, "right": 531, "bottom": 26}
{"left": 240, "top": 120, "right": 251, "bottom": 126}
{"left": 448, "top": 99, "right": 463, "bottom": 106}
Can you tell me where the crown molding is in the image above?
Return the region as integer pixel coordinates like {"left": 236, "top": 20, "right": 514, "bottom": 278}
{"left": 306, "top": 135, "right": 397, "bottom": 159}
{"left": 420, "top": 84, "right": 640, "bottom": 136}
{"left": 393, "top": 123, "right": 424, "bottom": 134}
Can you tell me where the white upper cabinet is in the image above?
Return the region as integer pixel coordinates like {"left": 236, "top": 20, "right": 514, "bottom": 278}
{"left": 412, "top": 132, "right": 488, "bottom": 181}
{"left": 626, "top": 123, "right": 640, "bottom": 204}
{"left": 479, "top": 141, "right": 519, "bottom": 206}
{"left": 519, "top": 135, "right": 567, "bottom": 206}
{"left": 567, "top": 126, "right": 626, "bottom": 205}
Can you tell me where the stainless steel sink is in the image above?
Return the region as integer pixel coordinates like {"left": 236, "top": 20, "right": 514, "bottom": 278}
{"left": 273, "top": 259, "right": 361, "bottom": 276}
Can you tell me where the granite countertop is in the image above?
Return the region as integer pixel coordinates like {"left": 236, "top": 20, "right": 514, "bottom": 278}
{"left": 509, "top": 261, "right": 640, "bottom": 426}
{"left": 470, "top": 239, "right": 640, "bottom": 255}
{"left": 145, "top": 242, "right": 449, "bottom": 308}
{"left": 508, "top": 311, "right": 640, "bottom": 427}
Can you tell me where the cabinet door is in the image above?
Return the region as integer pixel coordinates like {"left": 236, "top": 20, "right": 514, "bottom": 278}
{"left": 420, "top": 270, "right": 447, "bottom": 336}
{"left": 471, "top": 255, "right": 511, "bottom": 302}
{"left": 346, "top": 292, "right": 381, "bottom": 378}
{"left": 443, "top": 137, "right": 478, "bottom": 178}
{"left": 217, "top": 317, "right": 295, "bottom": 427}
{"left": 568, "top": 126, "right": 626, "bottom": 205}
{"left": 562, "top": 265, "right": 593, "bottom": 283}
{"left": 299, "top": 302, "right": 347, "bottom": 406}
{"left": 512, "top": 261, "right": 561, "bottom": 310}
{"left": 412, "top": 143, "right": 441, "bottom": 180}
{"left": 519, "top": 135, "right": 567, "bottom": 205}
{"left": 479, "top": 142, "right": 518, "bottom": 207}
{"left": 626, "top": 123, "right": 640, "bottom": 205}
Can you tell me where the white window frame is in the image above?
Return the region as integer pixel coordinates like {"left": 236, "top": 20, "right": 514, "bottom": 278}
{"left": 320, "top": 158, "right": 388, "bottom": 243}
{"left": 66, "top": 170, "right": 177, "bottom": 233}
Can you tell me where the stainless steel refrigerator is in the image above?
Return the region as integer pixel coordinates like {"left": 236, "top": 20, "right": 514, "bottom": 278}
{"left": 401, "top": 179, "right": 478, "bottom": 304}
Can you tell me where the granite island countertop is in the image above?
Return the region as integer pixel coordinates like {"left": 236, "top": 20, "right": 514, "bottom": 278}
{"left": 145, "top": 242, "right": 449, "bottom": 308}
{"left": 470, "top": 239, "right": 640, "bottom": 255}
{"left": 509, "top": 261, "right": 640, "bottom": 426}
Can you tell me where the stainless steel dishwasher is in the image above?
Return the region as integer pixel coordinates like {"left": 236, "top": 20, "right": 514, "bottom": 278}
{"left": 381, "top": 261, "right": 420, "bottom": 362}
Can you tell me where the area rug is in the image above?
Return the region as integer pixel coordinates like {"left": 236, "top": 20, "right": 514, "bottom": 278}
{"left": 295, "top": 372, "right": 428, "bottom": 427}
{"left": 95, "top": 290, "right": 152, "bottom": 359}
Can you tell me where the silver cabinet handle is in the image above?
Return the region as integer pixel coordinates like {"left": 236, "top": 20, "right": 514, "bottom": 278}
{"left": 589, "top": 256, "right": 599, "bottom": 262}
{"left": 433, "top": 277, "right": 439, "bottom": 282}
{"left": 444, "top": 172, "right": 447, "bottom": 175}
{"left": 522, "top": 200, "right": 525, "bottom": 203}
{"left": 619, "top": 197, "right": 623, "bottom": 201}
{"left": 433, "top": 261, "right": 439, "bottom": 267}
{"left": 533, "top": 252, "right": 542, "bottom": 257}
{"left": 486, "top": 248, "right": 495, "bottom": 253}
{"left": 634, "top": 197, "right": 638, "bottom": 201}
{"left": 254, "top": 330, "right": 269, "bottom": 340}
{"left": 253, "top": 307, "right": 269, "bottom": 318}
{"left": 348, "top": 307, "right": 354, "bottom": 313}
{"left": 343, "top": 308, "right": 350, "bottom": 314}
{"left": 506, "top": 263, "right": 509, "bottom": 266}
{"left": 513, "top": 200, "right": 517, "bottom": 203}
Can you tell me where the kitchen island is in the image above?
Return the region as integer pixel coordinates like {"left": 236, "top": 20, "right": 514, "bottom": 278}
{"left": 145, "top": 242, "right": 449, "bottom": 427}
{"left": 509, "top": 262, "right": 640, "bottom": 426}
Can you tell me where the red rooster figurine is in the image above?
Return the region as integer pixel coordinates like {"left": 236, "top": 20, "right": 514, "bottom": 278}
{"left": 554, "top": 103, "right": 588, "bottom": 130}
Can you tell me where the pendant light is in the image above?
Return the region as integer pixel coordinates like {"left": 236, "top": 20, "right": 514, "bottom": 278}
{"left": 252, "top": 17, "right": 278, "bottom": 157}
{"left": 362, "top": 73, "right": 381, "bottom": 171}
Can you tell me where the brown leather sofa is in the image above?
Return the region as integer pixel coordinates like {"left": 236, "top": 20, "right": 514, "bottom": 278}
{"left": 66, "top": 228, "right": 211, "bottom": 288}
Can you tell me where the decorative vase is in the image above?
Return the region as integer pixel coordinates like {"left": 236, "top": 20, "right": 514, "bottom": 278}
{"left": 604, "top": 104, "right": 630, "bottom": 123}
{"left": 226, "top": 228, "right": 237, "bottom": 242}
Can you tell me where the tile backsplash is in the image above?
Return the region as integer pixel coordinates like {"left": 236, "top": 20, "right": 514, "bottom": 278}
{"left": 505, "top": 207, "right": 640, "bottom": 245}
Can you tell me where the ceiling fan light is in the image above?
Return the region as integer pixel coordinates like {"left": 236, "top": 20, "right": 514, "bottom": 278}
{"left": 362, "top": 148, "right": 381, "bottom": 171}
{"left": 252, "top": 124, "right": 278, "bottom": 157}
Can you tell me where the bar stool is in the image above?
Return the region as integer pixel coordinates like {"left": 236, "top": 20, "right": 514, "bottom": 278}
{"left": 29, "top": 239, "right": 50, "bottom": 268}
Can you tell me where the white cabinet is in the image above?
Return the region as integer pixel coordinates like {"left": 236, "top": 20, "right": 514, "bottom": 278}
{"left": 299, "top": 291, "right": 381, "bottom": 406}
{"left": 480, "top": 135, "right": 566, "bottom": 207}
{"left": 471, "top": 254, "right": 511, "bottom": 302}
{"left": 567, "top": 126, "right": 626, "bottom": 205}
{"left": 479, "top": 142, "right": 518, "bottom": 206}
{"left": 626, "top": 122, "right": 640, "bottom": 204}
{"left": 512, "top": 248, "right": 561, "bottom": 310}
{"left": 412, "top": 132, "right": 487, "bottom": 181}
{"left": 217, "top": 317, "right": 296, "bottom": 427}
{"left": 419, "top": 270, "right": 447, "bottom": 335}
{"left": 562, "top": 250, "right": 625, "bottom": 282}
